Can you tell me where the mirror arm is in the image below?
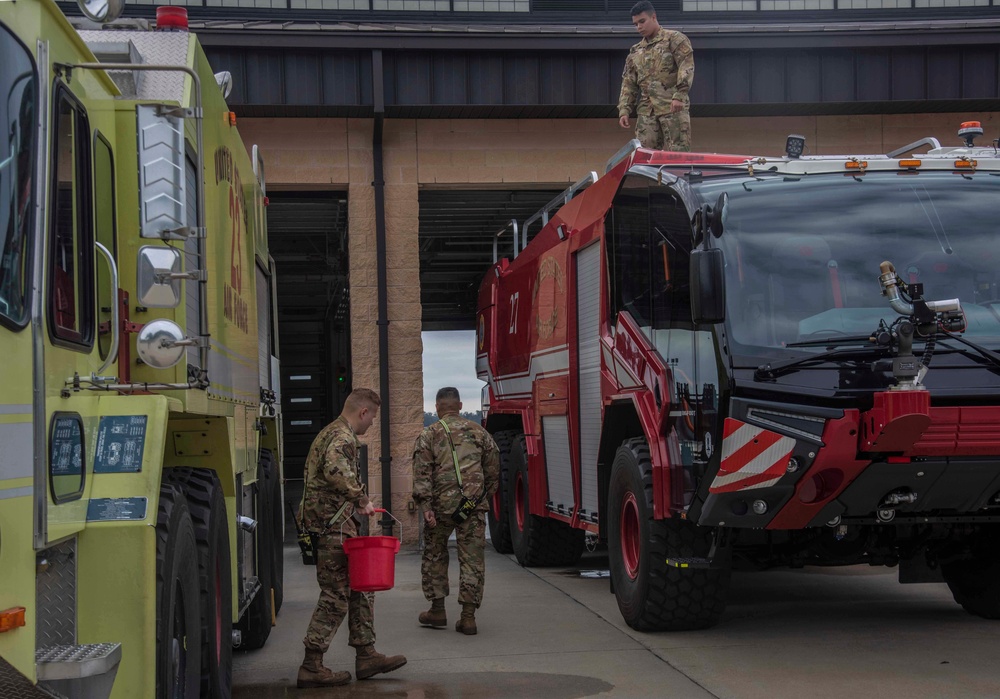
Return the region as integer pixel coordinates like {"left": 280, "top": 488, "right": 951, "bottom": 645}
{"left": 154, "top": 269, "right": 206, "bottom": 283}
{"left": 94, "top": 242, "right": 119, "bottom": 376}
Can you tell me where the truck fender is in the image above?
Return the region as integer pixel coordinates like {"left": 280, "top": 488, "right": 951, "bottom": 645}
{"left": 597, "top": 398, "right": 668, "bottom": 540}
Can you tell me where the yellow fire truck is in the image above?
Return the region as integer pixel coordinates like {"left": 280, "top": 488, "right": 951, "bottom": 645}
{"left": 0, "top": 0, "right": 284, "bottom": 696}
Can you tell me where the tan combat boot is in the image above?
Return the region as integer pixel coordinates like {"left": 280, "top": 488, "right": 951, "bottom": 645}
{"left": 296, "top": 648, "right": 352, "bottom": 687}
{"left": 455, "top": 603, "right": 477, "bottom": 635}
{"left": 418, "top": 597, "right": 447, "bottom": 628}
{"left": 355, "top": 645, "right": 407, "bottom": 680}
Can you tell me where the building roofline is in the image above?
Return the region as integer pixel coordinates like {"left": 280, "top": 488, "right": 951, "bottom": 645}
{"left": 186, "top": 17, "right": 1000, "bottom": 50}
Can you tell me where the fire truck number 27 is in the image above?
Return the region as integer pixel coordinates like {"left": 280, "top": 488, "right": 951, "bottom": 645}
{"left": 508, "top": 292, "right": 520, "bottom": 334}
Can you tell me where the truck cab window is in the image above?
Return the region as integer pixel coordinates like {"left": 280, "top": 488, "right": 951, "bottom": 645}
{"left": 94, "top": 132, "right": 116, "bottom": 360}
{"left": 607, "top": 176, "right": 652, "bottom": 327}
{"left": 0, "top": 25, "right": 37, "bottom": 329}
{"left": 48, "top": 88, "right": 93, "bottom": 347}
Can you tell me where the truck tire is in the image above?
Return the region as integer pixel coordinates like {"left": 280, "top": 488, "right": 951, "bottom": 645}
{"left": 156, "top": 483, "right": 203, "bottom": 698}
{"left": 236, "top": 461, "right": 274, "bottom": 649}
{"left": 487, "top": 430, "right": 516, "bottom": 554}
{"left": 165, "top": 468, "right": 233, "bottom": 699}
{"left": 608, "top": 437, "right": 730, "bottom": 631}
{"left": 508, "top": 434, "right": 585, "bottom": 567}
{"left": 260, "top": 449, "right": 284, "bottom": 615}
{"left": 942, "top": 531, "right": 1000, "bottom": 619}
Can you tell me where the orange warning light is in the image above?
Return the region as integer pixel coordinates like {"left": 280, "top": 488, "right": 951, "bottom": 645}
{"left": 0, "top": 607, "right": 26, "bottom": 633}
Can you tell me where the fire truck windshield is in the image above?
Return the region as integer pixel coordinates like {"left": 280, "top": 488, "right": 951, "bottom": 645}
{"left": 694, "top": 171, "right": 1000, "bottom": 360}
{"left": 0, "top": 23, "right": 37, "bottom": 328}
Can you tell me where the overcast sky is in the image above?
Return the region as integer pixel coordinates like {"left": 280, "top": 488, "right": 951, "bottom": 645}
{"left": 421, "top": 330, "right": 484, "bottom": 412}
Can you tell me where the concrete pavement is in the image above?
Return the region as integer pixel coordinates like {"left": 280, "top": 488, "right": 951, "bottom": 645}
{"left": 234, "top": 544, "right": 715, "bottom": 698}
{"left": 235, "top": 539, "right": 1000, "bottom": 699}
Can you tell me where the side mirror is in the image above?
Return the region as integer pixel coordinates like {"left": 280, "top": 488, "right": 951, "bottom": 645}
{"left": 77, "top": 0, "right": 125, "bottom": 22}
{"left": 136, "top": 319, "right": 187, "bottom": 369}
{"left": 137, "top": 246, "right": 183, "bottom": 308}
{"left": 690, "top": 248, "right": 726, "bottom": 324}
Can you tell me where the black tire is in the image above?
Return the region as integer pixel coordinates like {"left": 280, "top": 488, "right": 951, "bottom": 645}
{"left": 508, "top": 434, "right": 586, "bottom": 567}
{"left": 608, "top": 437, "right": 730, "bottom": 631}
{"left": 942, "top": 529, "right": 1000, "bottom": 619}
{"left": 487, "top": 430, "right": 516, "bottom": 554}
{"left": 165, "top": 468, "right": 234, "bottom": 699}
{"left": 156, "top": 483, "right": 203, "bottom": 698}
{"left": 260, "top": 449, "right": 284, "bottom": 615}
{"left": 236, "top": 460, "right": 274, "bottom": 649}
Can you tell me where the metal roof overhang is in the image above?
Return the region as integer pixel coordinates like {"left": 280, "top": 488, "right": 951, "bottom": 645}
{"left": 192, "top": 18, "right": 1000, "bottom": 51}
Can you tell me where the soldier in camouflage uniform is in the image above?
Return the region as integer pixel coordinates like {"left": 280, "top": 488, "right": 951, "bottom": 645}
{"left": 412, "top": 387, "right": 500, "bottom": 635}
{"left": 617, "top": 0, "right": 695, "bottom": 151}
{"left": 297, "top": 388, "right": 407, "bottom": 687}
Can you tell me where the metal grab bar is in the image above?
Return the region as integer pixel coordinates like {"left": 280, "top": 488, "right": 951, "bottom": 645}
{"left": 493, "top": 219, "right": 519, "bottom": 262}
{"left": 522, "top": 171, "right": 599, "bottom": 249}
{"left": 94, "top": 242, "right": 120, "bottom": 376}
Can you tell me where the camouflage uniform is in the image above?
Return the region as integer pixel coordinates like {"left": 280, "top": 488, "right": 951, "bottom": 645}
{"left": 618, "top": 27, "right": 695, "bottom": 152}
{"left": 301, "top": 416, "right": 375, "bottom": 652}
{"left": 412, "top": 414, "right": 500, "bottom": 608}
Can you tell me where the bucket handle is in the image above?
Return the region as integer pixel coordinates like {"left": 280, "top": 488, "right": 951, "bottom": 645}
{"left": 342, "top": 507, "right": 402, "bottom": 543}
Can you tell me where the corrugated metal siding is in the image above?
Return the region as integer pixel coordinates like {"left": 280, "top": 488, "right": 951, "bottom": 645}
{"left": 542, "top": 415, "right": 575, "bottom": 512}
{"left": 576, "top": 243, "right": 601, "bottom": 519}
{"left": 202, "top": 44, "right": 1000, "bottom": 116}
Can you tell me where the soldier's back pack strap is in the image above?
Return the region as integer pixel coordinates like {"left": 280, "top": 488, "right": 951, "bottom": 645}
{"left": 439, "top": 418, "right": 483, "bottom": 525}
{"left": 438, "top": 418, "right": 463, "bottom": 486}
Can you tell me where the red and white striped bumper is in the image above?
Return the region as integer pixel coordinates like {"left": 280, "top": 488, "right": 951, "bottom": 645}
{"left": 709, "top": 418, "right": 796, "bottom": 493}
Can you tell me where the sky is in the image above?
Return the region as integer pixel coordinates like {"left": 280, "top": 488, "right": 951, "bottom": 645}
{"left": 421, "top": 330, "right": 484, "bottom": 412}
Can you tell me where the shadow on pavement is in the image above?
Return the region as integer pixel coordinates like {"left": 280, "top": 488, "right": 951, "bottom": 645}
{"left": 236, "top": 671, "right": 613, "bottom": 698}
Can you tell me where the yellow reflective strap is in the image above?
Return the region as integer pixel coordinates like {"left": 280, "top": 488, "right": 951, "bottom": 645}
{"left": 438, "top": 419, "right": 463, "bottom": 487}
{"left": 326, "top": 501, "right": 350, "bottom": 529}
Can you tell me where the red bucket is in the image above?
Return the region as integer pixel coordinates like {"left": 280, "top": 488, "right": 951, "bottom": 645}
{"left": 343, "top": 536, "right": 400, "bottom": 591}
{"left": 342, "top": 509, "right": 402, "bottom": 592}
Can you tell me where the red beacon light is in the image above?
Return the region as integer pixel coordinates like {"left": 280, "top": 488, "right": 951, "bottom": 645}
{"left": 958, "top": 120, "right": 983, "bottom": 148}
{"left": 155, "top": 6, "right": 189, "bottom": 31}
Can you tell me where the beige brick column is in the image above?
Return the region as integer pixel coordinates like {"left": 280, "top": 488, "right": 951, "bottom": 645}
{"left": 348, "top": 119, "right": 424, "bottom": 543}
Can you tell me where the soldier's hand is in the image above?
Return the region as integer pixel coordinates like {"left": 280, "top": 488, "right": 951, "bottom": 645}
{"left": 423, "top": 510, "right": 437, "bottom": 528}
{"left": 619, "top": 115, "right": 630, "bottom": 129}
{"left": 361, "top": 501, "right": 376, "bottom": 516}
{"left": 670, "top": 99, "right": 684, "bottom": 114}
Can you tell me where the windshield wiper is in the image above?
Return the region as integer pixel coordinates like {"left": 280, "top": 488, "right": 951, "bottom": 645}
{"left": 754, "top": 345, "right": 888, "bottom": 381}
{"left": 934, "top": 333, "right": 1000, "bottom": 373}
{"left": 785, "top": 334, "right": 877, "bottom": 348}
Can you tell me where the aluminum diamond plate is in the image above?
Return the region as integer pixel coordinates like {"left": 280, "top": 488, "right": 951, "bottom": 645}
{"left": 36, "top": 539, "right": 76, "bottom": 649}
{"left": 0, "top": 656, "right": 58, "bottom": 698}
{"left": 77, "top": 30, "right": 189, "bottom": 103}
{"left": 36, "top": 643, "right": 122, "bottom": 683}
{"left": 35, "top": 643, "right": 119, "bottom": 665}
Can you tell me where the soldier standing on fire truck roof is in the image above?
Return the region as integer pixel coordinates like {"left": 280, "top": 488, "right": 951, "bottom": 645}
{"left": 413, "top": 387, "right": 500, "bottom": 635}
{"left": 297, "top": 388, "right": 407, "bottom": 687}
{"left": 617, "top": 0, "right": 695, "bottom": 151}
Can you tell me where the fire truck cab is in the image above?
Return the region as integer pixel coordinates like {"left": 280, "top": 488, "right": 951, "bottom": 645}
{"left": 0, "top": 0, "right": 283, "bottom": 695}
{"left": 479, "top": 128, "right": 1000, "bottom": 631}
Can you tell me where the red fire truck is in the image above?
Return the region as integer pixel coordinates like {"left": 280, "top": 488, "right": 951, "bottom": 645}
{"left": 478, "top": 129, "right": 1000, "bottom": 630}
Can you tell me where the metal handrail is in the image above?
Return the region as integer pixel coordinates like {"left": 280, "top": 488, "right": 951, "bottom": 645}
{"left": 522, "top": 171, "right": 598, "bottom": 249}
{"left": 606, "top": 138, "right": 642, "bottom": 173}
{"left": 887, "top": 137, "right": 942, "bottom": 158}
{"left": 493, "top": 219, "right": 519, "bottom": 262}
